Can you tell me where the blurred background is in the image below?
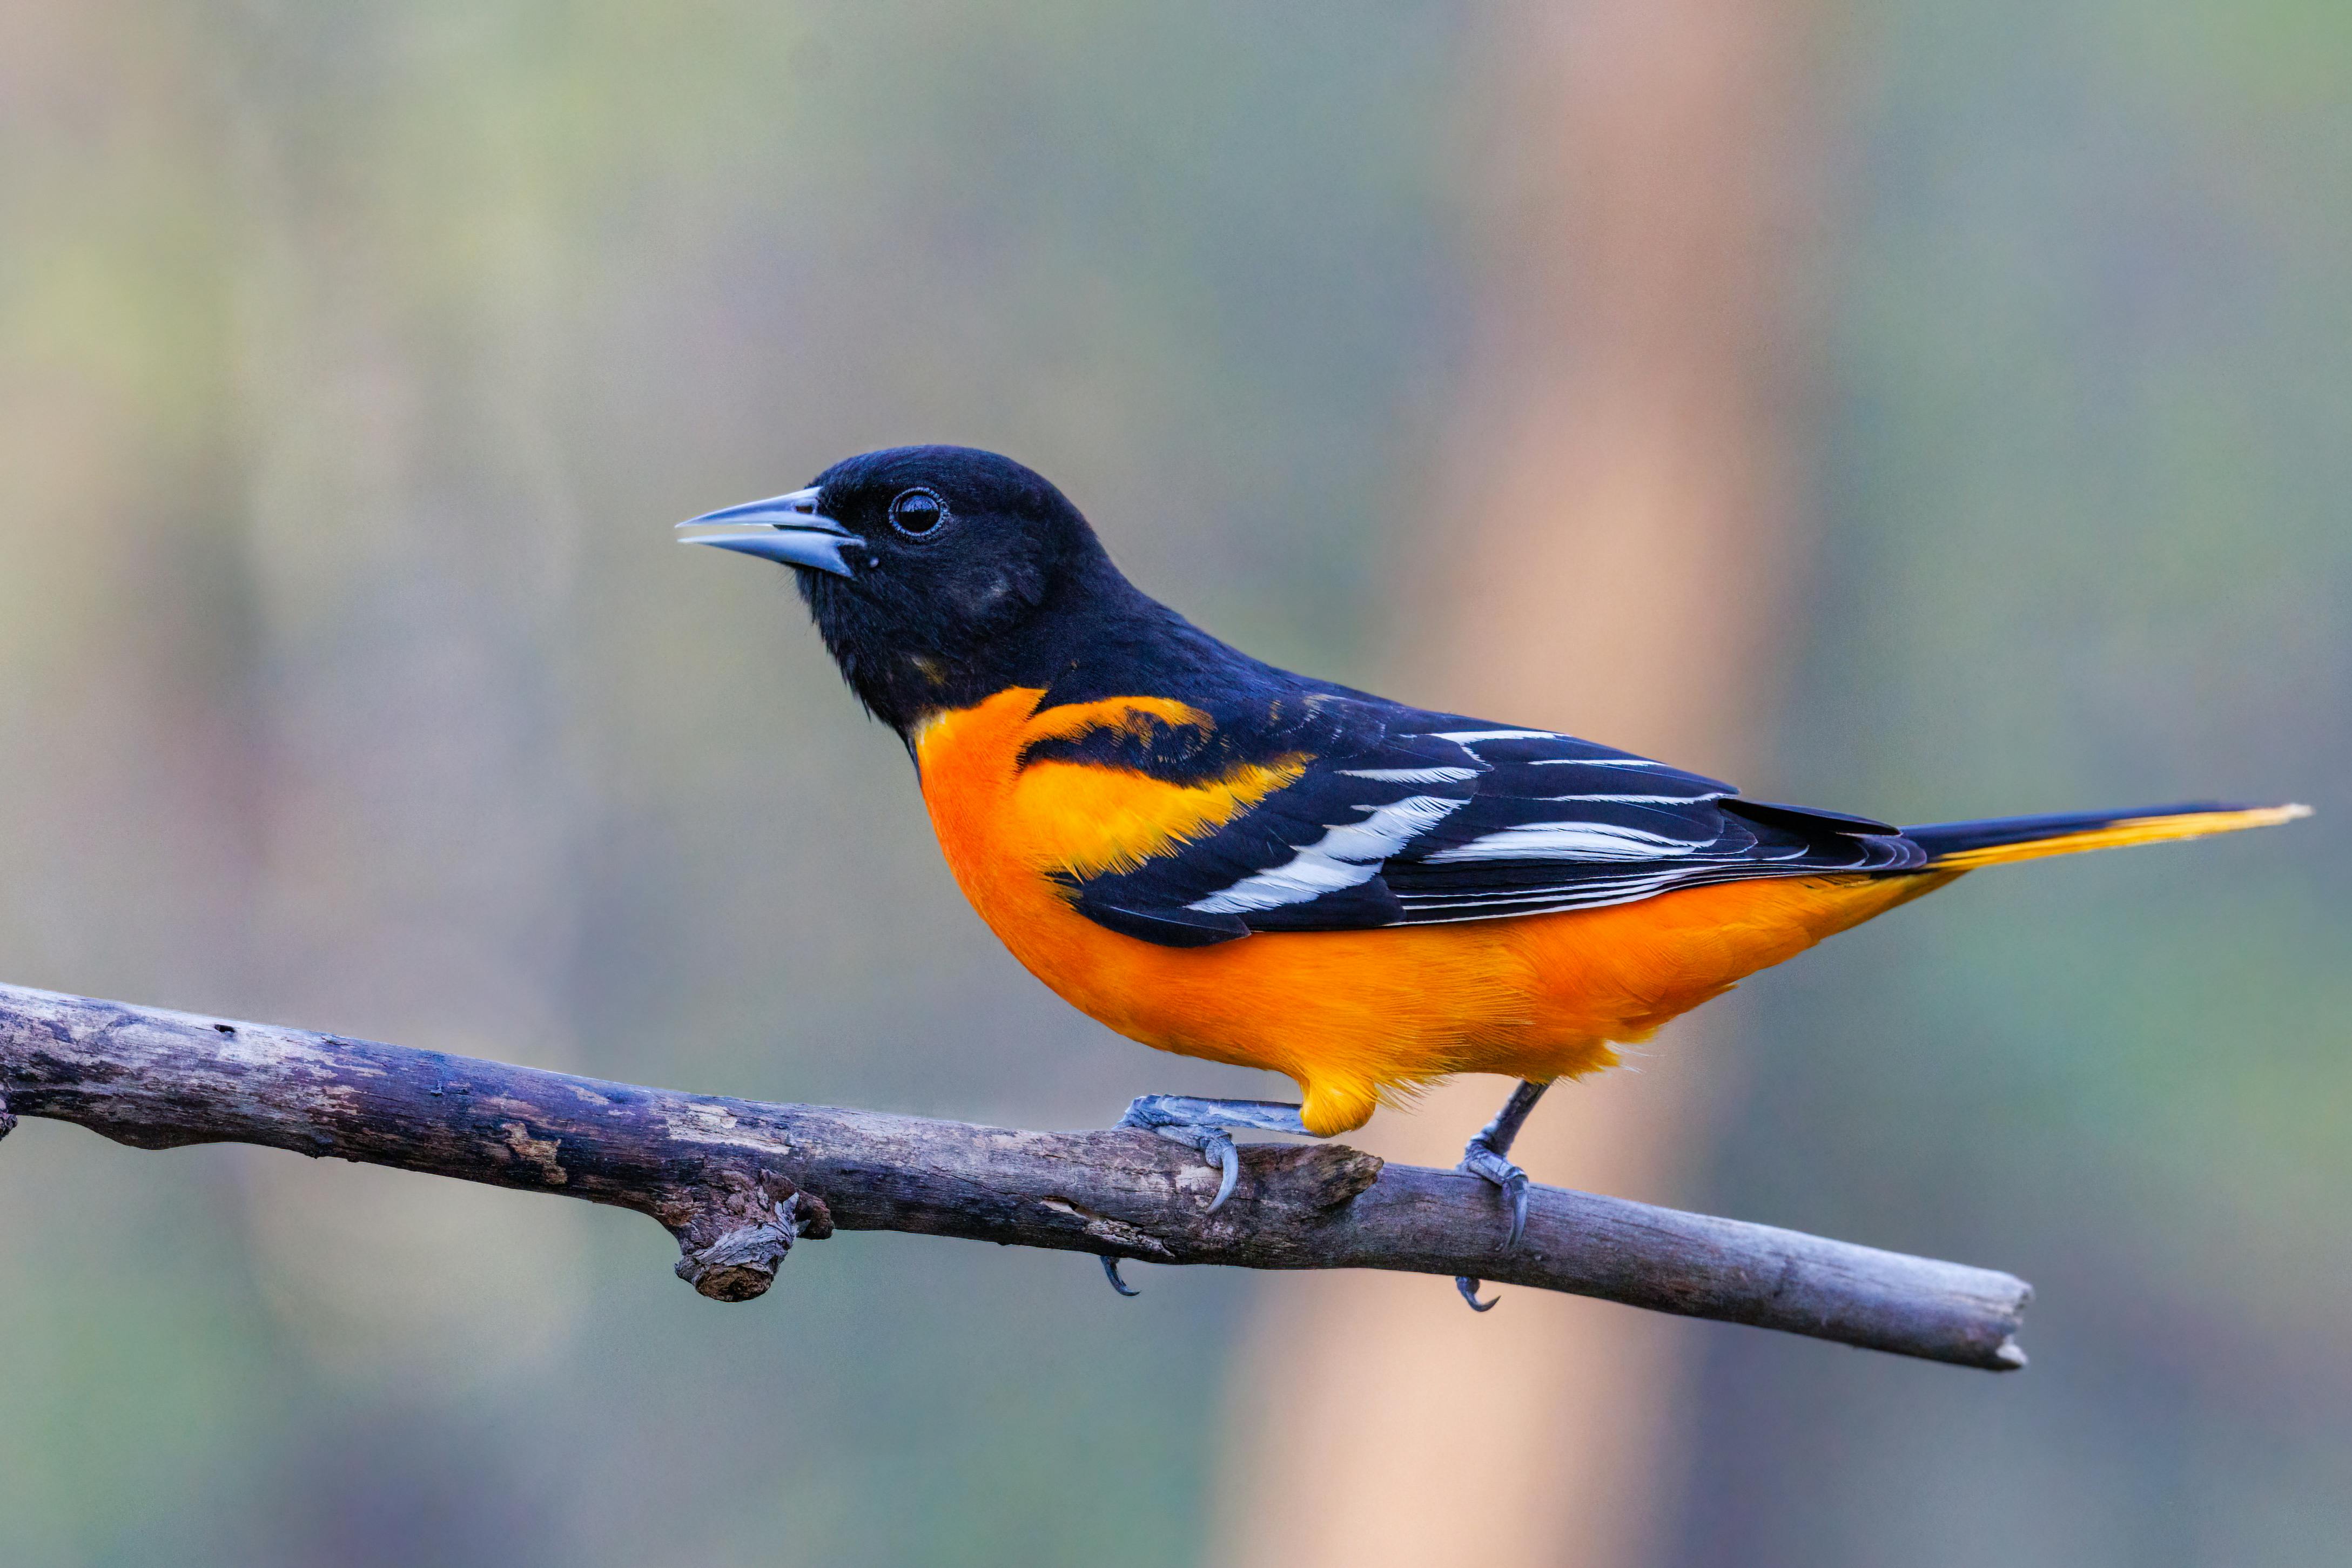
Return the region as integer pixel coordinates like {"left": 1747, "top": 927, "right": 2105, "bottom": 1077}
{"left": 2, "top": 2, "right": 2346, "bottom": 1564}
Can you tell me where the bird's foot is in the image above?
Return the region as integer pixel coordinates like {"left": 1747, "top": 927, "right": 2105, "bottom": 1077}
{"left": 1097, "top": 1094, "right": 1312, "bottom": 1298}
{"left": 1459, "top": 1135, "right": 1533, "bottom": 1249}
{"left": 1454, "top": 1127, "right": 1534, "bottom": 1312}
{"left": 1114, "top": 1094, "right": 1311, "bottom": 1212}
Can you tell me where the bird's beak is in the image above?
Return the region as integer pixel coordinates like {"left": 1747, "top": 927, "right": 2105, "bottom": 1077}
{"left": 675, "top": 487, "right": 864, "bottom": 577}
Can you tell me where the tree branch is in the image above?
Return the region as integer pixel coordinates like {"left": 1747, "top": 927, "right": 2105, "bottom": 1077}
{"left": 0, "top": 981, "right": 2028, "bottom": 1369}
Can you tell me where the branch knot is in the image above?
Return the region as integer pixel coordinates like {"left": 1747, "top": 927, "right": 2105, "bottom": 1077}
{"left": 671, "top": 1167, "right": 833, "bottom": 1303}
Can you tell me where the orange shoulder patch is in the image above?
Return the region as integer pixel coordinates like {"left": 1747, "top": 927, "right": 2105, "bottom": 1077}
{"left": 913, "top": 688, "right": 1307, "bottom": 885}
{"left": 1014, "top": 751, "right": 1307, "bottom": 879}
{"left": 1017, "top": 694, "right": 1210, "bottom": 748}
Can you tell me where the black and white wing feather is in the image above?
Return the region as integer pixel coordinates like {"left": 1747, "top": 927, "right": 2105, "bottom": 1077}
{"left": 1057, "top": 695, "right": 1926, "bottom": 948}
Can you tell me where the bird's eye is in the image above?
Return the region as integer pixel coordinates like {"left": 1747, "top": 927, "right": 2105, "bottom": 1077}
{"left": 888, "top": 488, "right": 947, "bottom": 536}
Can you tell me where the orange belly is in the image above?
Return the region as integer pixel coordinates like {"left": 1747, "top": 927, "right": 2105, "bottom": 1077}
{"left": 915, "top": 688, "right": 1953, "bottom": 1136}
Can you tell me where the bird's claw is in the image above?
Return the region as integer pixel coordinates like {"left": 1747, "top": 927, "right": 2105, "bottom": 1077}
{"left": 1202, "top": 1129, "right": 1240, "bottom": 1211}
{"left": 1450, "top": 1079, "right": 1550, "bottom": 1312}
{"left": 1118, "top": 1094, "right": 1286, "bottom": 1212}
{"left": 1459, "top": 1140, "right": 1532, "bottom": 1249}
{"left": 1455, "top": 1138, "right": 1530, "bottom": 1309}
{"left": 1123, "top": 1121, "right": 1240, "bottom": 1210}
{"left": 1101, "top": 1255, "right": 1140, "bottom": 1297}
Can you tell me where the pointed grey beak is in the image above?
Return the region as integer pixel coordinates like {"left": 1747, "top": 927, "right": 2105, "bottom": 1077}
{"left": 676, "top": 487, "right": 864, "bottom": 577}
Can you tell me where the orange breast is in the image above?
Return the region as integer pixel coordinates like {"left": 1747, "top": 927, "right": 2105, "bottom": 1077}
{"left": 915, "top": 688, "right": 1952, "bottom": 1136}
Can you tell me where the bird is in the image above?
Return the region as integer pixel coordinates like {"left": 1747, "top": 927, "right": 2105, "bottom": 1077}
{"left": 678, "top": 444, "right": 2309, "bottom": 1308}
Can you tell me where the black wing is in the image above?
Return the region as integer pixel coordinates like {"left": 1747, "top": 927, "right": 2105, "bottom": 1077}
{"left": 1051, "top": 691, "right": 1926, "bottom": 947}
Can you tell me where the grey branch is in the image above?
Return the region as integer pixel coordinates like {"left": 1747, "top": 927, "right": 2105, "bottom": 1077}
{"left": 0, "top": 981, "right": 2029, "bottom": 1370}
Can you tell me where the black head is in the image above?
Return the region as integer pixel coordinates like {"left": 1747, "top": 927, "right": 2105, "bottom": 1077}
{"left": 678, "top": 446, "right": 1125, "bottom": 730}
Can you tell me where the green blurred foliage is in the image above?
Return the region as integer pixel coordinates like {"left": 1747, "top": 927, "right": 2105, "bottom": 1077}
{"left": 1679, "top": 1, "right": 2352, "bottom": 1564}
{"left": 1, "top": 2, "right": 2344, "bottom": 1565}
{"left": 1, "top": 4, "right": 1454, "bottom": 1564}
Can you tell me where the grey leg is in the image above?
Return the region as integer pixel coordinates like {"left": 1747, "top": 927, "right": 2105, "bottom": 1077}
{"left": 1455, "top": 1079, "right": 1550, "bottom": 1311}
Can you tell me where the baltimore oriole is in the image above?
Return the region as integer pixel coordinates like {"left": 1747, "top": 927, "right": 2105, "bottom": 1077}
{"left": 680, "top": 445, "right": 2308, "bottom": 1306}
